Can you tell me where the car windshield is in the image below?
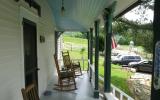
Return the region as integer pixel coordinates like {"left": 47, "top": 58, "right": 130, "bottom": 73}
{"left": 139, "top": 60, "right": 145, "bottom": 63}
{"left": 128, "top": 56, "right": 135, "bottom": 59}
{"left": 135, "top": 56, "right": 141, "bottom": 60}
{"left": 149, "top": 61, "right": 153, "bottom": 64}
{"left": 117, "top": 55, "right": 122, "bottom": 58}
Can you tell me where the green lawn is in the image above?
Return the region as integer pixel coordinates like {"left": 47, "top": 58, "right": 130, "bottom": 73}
{"left": 62, "top": 35, "right": 133, "bottom": 96}
{"left": 63, "top": 36, "right": 87, "bottom": 47}
{"left": 99, "top": 64, "right": 132, "bottom": 96}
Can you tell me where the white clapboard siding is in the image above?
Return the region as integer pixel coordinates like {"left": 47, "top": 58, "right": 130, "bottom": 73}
{"left": 0, "top": 0, "right": 56, "bottom": 100}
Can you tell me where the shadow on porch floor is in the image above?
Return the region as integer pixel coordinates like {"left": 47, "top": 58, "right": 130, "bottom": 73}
{"left": 40, "top": 72, "right": 101, "bottom": 100}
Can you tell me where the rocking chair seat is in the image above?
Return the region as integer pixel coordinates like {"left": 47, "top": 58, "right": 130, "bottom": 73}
{"left": 60, "top": 71, "right": 74, "bottom": 79}
{"left": 72, "top": 62, "right": 80, "bottom": 68}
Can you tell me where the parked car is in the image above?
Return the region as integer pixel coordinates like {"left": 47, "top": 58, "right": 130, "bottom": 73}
{"left": 128, "top": 60, "right": 147, "bottom": 67}
{"left": 128, "top": 60, "right": 153, "bottom": 73}
{"left": 112, "top": 54, "right": 142, "bottom": 65}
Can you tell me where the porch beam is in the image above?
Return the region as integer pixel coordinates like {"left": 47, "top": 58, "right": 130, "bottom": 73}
{"left": 104, "top": 2, "right": 116, "bottom": 92}
{"left": 24, "top": 0, "right": 41, "bottom": 16}
{"left": 151, "top": 0, "right": 160, "bottom": 99}
{"left": 94, "top": 20, "right": 100, "bottom": 98}
{"left": 115, "top": 0, "right": 142, "bottom": 19}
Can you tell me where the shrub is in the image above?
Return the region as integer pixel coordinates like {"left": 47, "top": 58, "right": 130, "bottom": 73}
{"left": 99, "top": 35, "right": 105, "bottom": 52}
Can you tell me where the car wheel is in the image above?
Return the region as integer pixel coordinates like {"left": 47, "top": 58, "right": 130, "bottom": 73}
{"left": 135, "top": 67, "right": 139, "bottom": 72}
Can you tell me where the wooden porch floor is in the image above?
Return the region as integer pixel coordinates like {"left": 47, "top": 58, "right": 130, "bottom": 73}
{"left": 40, "top": 72, "right": 101, "bottom": 100}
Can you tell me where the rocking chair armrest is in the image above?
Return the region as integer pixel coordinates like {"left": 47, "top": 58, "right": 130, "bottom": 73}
{"left": 71, "top": 59, "right": 80, "bottom": 63}
{"left": 72, "top": 60, "right": 80, "bottom": 66}
{"left": 60, "top": 70, "right": 75, "bottom": 78}
{"left": 62, "top": 66, "right": 74, "bottom": 72}
{"left": 60, "top": 68, "right": 74, "bottom": 74}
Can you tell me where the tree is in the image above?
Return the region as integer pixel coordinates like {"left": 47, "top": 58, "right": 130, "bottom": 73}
{"left": 111, "top": 0, "right": 154, "bottom": 53}
{"left": 131, "top": 0, "right": 154, "bottom": 23}
{"left": 98, "top": 27, "right": 105, "bottom": 52}
{"left": 112, "top": 18, "right": 153, "bottom": 53}
{"left": 98, "top": 0, "right": 154, "bottom": 52}
{"left": 99, "top": 35, "right": 105, "bottom": 51}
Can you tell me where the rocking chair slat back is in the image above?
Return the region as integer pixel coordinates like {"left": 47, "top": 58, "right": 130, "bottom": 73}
{"left": 62, "top": 51, "right": 72, "bottom": 69}
{"left": 21, "top": 84, "right": 39, "bottom": 100}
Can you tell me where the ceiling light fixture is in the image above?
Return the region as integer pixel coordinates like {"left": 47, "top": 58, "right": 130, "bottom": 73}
{"left": 61, "top": 0, "right": 65, "bottom": 16}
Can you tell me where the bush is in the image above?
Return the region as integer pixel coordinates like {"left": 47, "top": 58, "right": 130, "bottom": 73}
{"left": 118, "top": 37, "right": 130, "bottom": 45}
{"left": 141, "top": 32, "right": 153, "bottom": 53}
{"left": 99, "top": 35, "right": 105, "bottom": 52}
{"left": 73, "top": 32, "right": 87, "bottom": 39}
{"left": 64, "top": 32, "right": 87, "bottom": 39}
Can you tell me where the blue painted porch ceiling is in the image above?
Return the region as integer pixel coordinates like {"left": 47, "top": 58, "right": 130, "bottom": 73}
{"left": 47, "top": 0, "right": 138, "bottom": 32}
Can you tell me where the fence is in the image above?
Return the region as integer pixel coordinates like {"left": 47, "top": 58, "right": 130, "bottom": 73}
{"left": 63, "top": 42, "right": 87, "bottom": 51}
{"left": 89, "top": 60, "right": 134, "bottom": 100}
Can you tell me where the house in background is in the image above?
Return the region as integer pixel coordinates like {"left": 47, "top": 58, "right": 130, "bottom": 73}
{"left": 0, "top": 0, "right": 159, "bottom": 100}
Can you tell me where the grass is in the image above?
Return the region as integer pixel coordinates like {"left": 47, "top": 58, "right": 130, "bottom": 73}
{"left": 63, "top": 36, "right": 87, "bottom": 47}
{"left": 62, "top": 35, "right": 133, "bottom": 96}
{"left": 99, "top": 58, "right": 133, "bottom": 96}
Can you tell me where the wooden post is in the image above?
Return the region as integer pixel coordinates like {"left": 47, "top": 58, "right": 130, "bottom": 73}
{"left": 94, "top": 20, "right": 100, "bottom": 98}
{"left": 89, "top": 28, "right": 93, "bottom": 82}
{"left": 87, "top": 32, "right": 90, "bottom": 72}
{"left": 90, "top": 28, "right": 93, "bottom": 65}
{"left": 104, "top": 2, "right": 116, "bottom": 92}
{"left": 151, "top": 0, "right": 160, "bottom": 99}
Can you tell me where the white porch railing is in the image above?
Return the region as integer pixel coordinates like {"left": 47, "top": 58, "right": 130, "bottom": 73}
{"left": 90, "top": 64, "right": 95, "bottom": 88}
{"left": 99, "top": 76, "right": 134, "bottom": 100}
{"left": 89, "top": 59, "right": 134, "bottom": 100}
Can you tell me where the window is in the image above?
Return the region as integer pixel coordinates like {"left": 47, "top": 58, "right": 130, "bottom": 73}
{"left": 135, "top": 56, "right": 141, "bottom": 60}
{"left": 123, "top": 56, "right": 128, "bottom": 60}
{"left": 128, "top": 56, "right": 135, "bottom": 59}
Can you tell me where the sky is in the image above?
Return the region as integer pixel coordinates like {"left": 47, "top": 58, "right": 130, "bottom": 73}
{"left": 124, "top": 6, "right": 153, "bottom": 24}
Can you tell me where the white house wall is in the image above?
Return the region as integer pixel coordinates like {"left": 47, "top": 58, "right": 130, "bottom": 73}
{"left": 0, "top": 0, "right": 56, "bottom": 100}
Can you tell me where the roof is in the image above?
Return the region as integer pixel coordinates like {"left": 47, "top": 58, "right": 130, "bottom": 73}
{"left": 47, "top": 0, "right": 140, "bottom": 32}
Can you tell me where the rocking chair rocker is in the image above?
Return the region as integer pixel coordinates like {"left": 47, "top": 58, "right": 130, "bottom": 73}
{"left": 54, "top": 54, "right": 77, "bottom": 91}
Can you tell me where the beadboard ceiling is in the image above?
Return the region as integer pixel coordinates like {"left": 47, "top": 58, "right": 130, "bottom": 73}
{"left": 47, "top": 0, "right": 138, "bottom": 32}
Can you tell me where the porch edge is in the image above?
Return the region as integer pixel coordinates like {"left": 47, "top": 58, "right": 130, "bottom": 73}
{"left": 104, "top": 93, "right": 118, "bottom": 100}
{"left": 94, "top": 90, "right": 99, "bottom": 98}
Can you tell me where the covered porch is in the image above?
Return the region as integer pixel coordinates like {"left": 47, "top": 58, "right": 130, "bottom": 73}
{"left": 50, "top": 0, "right": 142, "bottom": 99}
{"left": 40, "top": 72, "right": 101, "bottom": 100}
{"left": 0, "top": 0, "right": 159, "bottom": 100}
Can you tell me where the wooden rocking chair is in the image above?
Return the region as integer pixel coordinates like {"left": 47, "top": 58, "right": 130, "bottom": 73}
{"left": 54, "top": 54, "right": 77, "bottom": 91}
{"left": 21, "top": 83, "right": 40, "bottom": 100}
{"left": 62, "top": 51, "right": 82, "bottom": 76}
